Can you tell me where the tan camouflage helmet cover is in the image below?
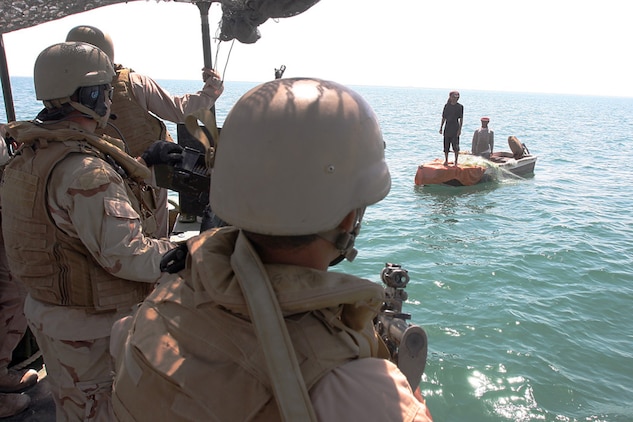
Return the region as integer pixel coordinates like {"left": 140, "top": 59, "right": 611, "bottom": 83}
{"left": 210, "top": 77, "right": 391, "bottom": 236}
{"left": 66, "top": 25, "right": 115, "bottom": 62}
{"left": 34, "top": 41, "right": 114, "bottom": 102}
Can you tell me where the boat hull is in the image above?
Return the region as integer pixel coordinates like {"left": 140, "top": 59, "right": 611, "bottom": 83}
{"left": 496, "top": 155, "right": 537, "bottom": 176}
{"left": 414, "top": 159, "right": 486, "bottom": 186}
{"left": 415, "top": 154, "right": 537, "bottom": 186}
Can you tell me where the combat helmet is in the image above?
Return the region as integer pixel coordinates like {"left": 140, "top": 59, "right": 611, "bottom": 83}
{"left": 66, "top": 25, "right": 115, "bottom": 62}
{"left": 210, "top": 77, "right": 391, "bottom": 262}
{"left": 34, "top": 42, "right": 115, "bottom": 127}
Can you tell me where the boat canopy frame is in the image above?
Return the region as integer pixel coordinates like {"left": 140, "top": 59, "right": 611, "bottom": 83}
{"left": 0, "top": 0, "right": 320, "bottom": 122}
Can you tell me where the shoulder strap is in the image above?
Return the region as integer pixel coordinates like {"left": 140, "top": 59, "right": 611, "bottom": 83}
{"left": 184, "top": 108, "right": 219, "bottom": 170}
{"left": 231, "top": 232, "right": 317, "bottom": 422}
{"left": 8, "top": 121, "right": 151, "bottom": 181}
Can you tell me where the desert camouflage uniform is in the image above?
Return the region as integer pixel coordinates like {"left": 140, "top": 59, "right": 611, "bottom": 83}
{"left": 112, "top": 227, "right": 433, "bottom": 421}
{"left": 0, "top": 136, "right": 27, "bottom": 377}
{"left": 0, "top": 215, "right": 28, "bottom": 377}
{"left": 99, "top": 66, "right": 223, "bottom": 238}
{"left": 0, "top": 123, "right": 177, "bottom": 421}
{"left": 0, "top": 131, "right": 38, "bottom": 418}
{"left": 0, "top": 212, "right": 32, "bottom": 416}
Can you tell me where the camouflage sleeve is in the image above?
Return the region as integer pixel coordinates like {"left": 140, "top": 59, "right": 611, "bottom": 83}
{"left": 130, "top": 72, "right": 221, "bottom": 124}
{"left": 48, "top": 153, "right": 175, "bottom": 283}
{"left": 311, "top": 358, "right": 433, "bottom": 421}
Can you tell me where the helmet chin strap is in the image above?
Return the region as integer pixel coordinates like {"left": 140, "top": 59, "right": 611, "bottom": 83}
{"left": 319, "top": 208, "right": 366, "bottom": 266}
{"left": 69, "top": 100, "right": 109, "bottom": 128}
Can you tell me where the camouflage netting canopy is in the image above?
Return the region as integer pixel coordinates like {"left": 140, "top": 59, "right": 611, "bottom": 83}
{"left": 1, "top": 0, "right": 131, "bottom": 34}
{"left": 218, "top": 0, "right": 320, "bottom": 43}
{"left": 0, "top": 0, "right": 320, "bottom": 43}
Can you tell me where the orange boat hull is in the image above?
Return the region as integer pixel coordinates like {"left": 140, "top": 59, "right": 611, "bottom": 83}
{"left": 414, "top": 159, "right": 486, "bottom": 186}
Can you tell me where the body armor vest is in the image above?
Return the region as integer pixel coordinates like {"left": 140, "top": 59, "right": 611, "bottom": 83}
{"left": 100, "top": 66, "right": 173, "bottom": 157}
{"left": 0, "top": 122, "right": 154, "bottom": 312}
{"left": 112, "top": 228, "right": 389, "bottom": 421}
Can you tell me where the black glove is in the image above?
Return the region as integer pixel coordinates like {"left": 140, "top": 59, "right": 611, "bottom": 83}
{"left": 160, "top": 242, "right": 189, "bottom": 273}
{"left": 141, "top": 140, "right": 183, "bottom": 167}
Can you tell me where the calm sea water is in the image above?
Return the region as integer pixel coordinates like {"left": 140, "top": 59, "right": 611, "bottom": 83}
{"left": 3, "top": 77, "right": 633, "bottom": 421}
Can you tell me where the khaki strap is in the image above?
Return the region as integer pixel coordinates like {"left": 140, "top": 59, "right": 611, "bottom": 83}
{"left": 74, "top": 132, "right": 151, "bottom": 180}
{"left": 8, "top": 122, "right": 151, "bottom": 181}
{"left": 184, "top": 108, "right": 219, "bottom": 169}
{"left": 231, "top": 232, "right": 317, "bottom": 422}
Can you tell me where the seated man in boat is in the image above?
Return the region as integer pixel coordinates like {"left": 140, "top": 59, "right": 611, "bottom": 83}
{"left": 110, "top": 78, "right": 433, "bottom": 421}
{"left": 508, "top": 135, "right": 526, "bottom": 159}
{"left": 471, "top": 116, "right": 494, "bottom": 159}
{"left": 0, "top": 42, "right": 178, "bottom": 420}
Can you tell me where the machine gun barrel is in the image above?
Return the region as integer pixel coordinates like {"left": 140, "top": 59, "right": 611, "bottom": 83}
{"left": 375, "top": 263, "right": 428, "bottom": 391}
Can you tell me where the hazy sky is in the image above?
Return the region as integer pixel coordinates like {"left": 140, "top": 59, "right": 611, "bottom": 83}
{"left": 3, "top": 0, "right": 632, "bottom": 98}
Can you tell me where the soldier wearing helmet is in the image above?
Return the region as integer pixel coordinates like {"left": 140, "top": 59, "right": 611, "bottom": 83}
{"left": 66, "top": 25, "right": 225, "bottom": 238}
{"left": 111, "top": 78, "right": 433, "bottom": 421}
{"left": 0, "top": 42, "right": 178, "bottom": 420}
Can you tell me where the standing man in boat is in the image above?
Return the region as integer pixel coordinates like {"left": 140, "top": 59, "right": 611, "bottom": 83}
{"left": 110, "top": 78, "right": 433, "bottom": 421}
{"left": 0, "top": 42, "right": 178, "bottom": 421}
{"left": 439, "top": 90, "right": 463, "bottom": 166}
{"left": 66, "top": 25, "right": 224, "bottom": 238}
{"left": 471, "top": 116, "right": 494, "bottom": 159}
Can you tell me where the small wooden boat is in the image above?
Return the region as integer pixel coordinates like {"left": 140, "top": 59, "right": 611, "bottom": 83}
{"left": 415, "top": 137, "right": 537, "bottom": 186}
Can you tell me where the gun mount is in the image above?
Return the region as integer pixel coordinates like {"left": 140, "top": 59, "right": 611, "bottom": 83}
{"left": 154, "top": 124, "right": 212, "bottom": 217}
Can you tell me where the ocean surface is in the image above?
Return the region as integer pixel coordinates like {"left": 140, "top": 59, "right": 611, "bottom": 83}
{"left": 3, "top": 77, "right": 633, "bottom": 422}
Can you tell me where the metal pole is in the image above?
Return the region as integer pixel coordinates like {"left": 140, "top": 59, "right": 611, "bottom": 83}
{"left": 0, "top": 33, "right": 16, "bottom": 122}
{"left": 196, "top": 1, "right": 213, "bottom": 71}
{"left": 196, "top": 1, "right": 216, "bottom": 118}
{"left": 176, "top": 2, "right": 217, "bottom": 222}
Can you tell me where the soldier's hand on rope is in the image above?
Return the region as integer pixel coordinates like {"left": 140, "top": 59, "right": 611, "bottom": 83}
{"left": 202, "top": 68, "right": 224, "bottom": 97}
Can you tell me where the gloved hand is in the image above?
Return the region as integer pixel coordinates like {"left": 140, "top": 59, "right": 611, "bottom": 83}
{"left": 141, "top": 140, "right": 183, "bottom": 167}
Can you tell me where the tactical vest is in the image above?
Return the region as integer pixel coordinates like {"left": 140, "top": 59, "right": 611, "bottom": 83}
{"left": 112, "top": 227, "right": 390, "bottom": 421}
{"left": 0, "top": 122, "right": 154, "bottom": 312}
{"left": 100, "top": 66, "right": 174, "bottom": 157}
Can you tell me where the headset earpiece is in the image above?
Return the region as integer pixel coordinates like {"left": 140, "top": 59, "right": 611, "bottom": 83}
{"left": 93, "top": 92, "right": 108, "bottom": 117}
{"left": 78, "top": 86, "right": 100, "bottom": 109}
{"left": 77, "top": 85, "right": 109, "bottom": 117}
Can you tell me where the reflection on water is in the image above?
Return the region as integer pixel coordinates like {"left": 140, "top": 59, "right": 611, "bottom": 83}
{"left": 413, "top": 182, "right": 501, "bottom": 222}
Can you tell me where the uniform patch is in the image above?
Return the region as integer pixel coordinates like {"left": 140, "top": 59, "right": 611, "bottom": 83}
{"left": 104, "top": 197, "right": 140, "bottom": 220}
{"left": 76, "top": 166, "right": 112, "bottom": 190}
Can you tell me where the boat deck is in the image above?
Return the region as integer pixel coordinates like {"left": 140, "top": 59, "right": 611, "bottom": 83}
{"left": 5, "top": 354, "right": 55, "bottom": 421}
